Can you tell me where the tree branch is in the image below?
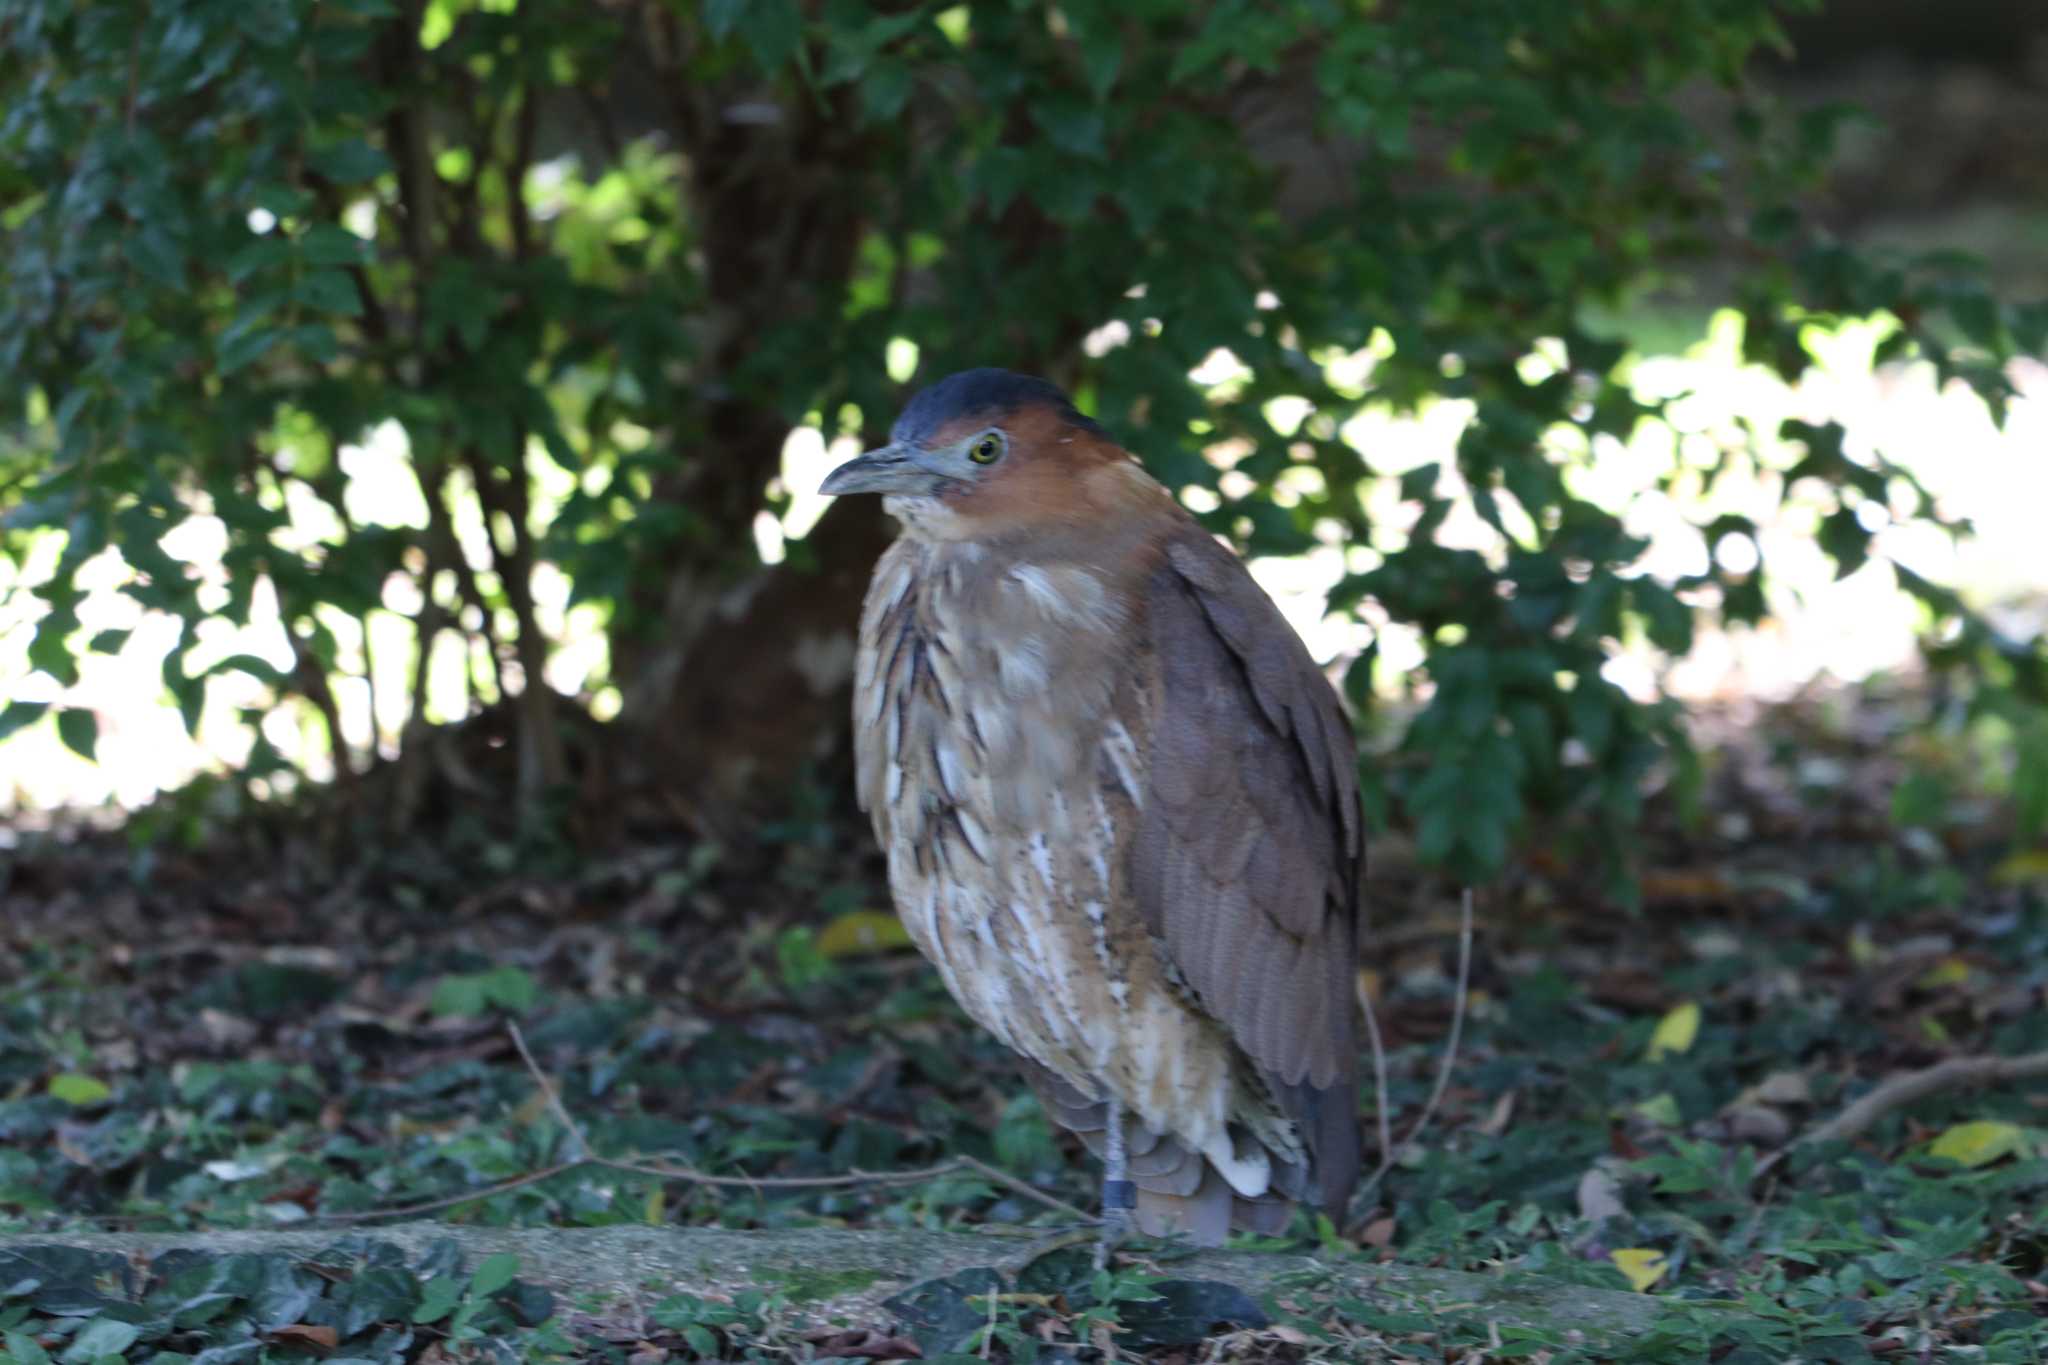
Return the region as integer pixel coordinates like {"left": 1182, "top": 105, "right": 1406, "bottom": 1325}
{"left": 1753, "top": 1049, "right": 2048, "bottom": 1181}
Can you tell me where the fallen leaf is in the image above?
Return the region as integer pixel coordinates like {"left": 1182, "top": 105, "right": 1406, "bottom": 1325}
{"left": 816, "top": 910, "right": 914, "bottom": 959}
{"left": 1646, "top": 1002, "right": 1700, "bottom": 1061}
{"left": 268, "top": 1323, "right": 340, "bottom": 1349}
{"left": 1915, "top": 958, "right": 1971, "bottom": 990}
{"left": 1641, "top": 869, "right": 1730, "bottom": 902}
{"left": 1723, "top": 1105, "right": 1791, "bottom": 1146}
{"left": 1752, "top": 1071, "right": 1812, "bottom": 1106}
{"left": 205, "top": 1155, "right": 285, "bottom": 1182}
{"left": 1927, "top": 1120, "right": 2025, "bottom": 1169}
{"left": 1361, "top": 1216, "right": 1397, "bottom": 1249}
{"left": 1991, "top": 849, "right": 2048, "bottom": 884}
{"left": 1476, "top": 1088, "right": 1517, "bottom": 1137}
{"left": 47, "top": 1073, "right": 111, "bottom": 1107}
{"left": 1631, "top": 1092, "right": 1683, "bottom": 1127}
{"left": 1610, "top": 1248, "right": 1668, "bottom": 1293}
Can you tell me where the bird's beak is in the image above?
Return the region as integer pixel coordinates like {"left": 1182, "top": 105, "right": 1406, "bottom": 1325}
{"left": 819, "top": 443, "right": 939, "bottom": 496}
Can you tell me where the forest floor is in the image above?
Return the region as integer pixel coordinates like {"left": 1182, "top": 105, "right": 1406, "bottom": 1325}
{"left": 1, "top": 681, "right": 2045, "bottom": 1363}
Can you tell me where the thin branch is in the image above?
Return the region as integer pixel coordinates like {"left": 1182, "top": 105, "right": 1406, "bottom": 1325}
{"left": 318, "top": 1164, "right": 583, "bottom": 1223}
{"left": 1752, "top": 1049, "right": 2048, "bottom": 1181}
{"left": 1357, "top": 888, "right": 1475, "bottom": 1207}
{"left": 509, "top": 1021, "right": 588, "bottom": 1162}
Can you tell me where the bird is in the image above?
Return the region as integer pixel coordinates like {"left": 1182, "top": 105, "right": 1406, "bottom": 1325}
{"left": 821, "top": 368, "right": 1363, "bottom": 1253}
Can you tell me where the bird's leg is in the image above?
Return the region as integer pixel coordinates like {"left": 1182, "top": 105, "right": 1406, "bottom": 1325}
{"left": 1098, "top": 1095, "right": 1134, "bottom": 1268}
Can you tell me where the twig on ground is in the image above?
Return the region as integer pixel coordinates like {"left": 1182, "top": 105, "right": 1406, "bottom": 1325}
{"left": 318, "top": 1025, "right": 1092, "bottom": 1228}
{"left": 319, "top": 1164, "right": 585, "bottom": 1223}
{"left": 1357, "top": 888, "right": 1475, "bottom": 1207}
{"left": 1753, "top": 1048, "right": 2048, "bottom": 1181}
{"left": 509, "top": 1022, "right": 588, "bottom": 1162}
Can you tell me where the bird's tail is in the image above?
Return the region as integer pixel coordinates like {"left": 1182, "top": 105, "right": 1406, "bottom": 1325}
{"left": 1022, "top": 1064, "right": 1312, "bottom": 1246}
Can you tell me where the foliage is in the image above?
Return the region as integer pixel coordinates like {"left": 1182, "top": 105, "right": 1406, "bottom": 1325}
{"left": 0, "top": 1239, "right": 567, "bottom": 1365}
{"left": 2, "top": 0, "right": 2045, "bottom": 878}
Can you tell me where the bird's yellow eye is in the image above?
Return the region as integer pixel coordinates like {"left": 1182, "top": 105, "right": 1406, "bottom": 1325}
{"left": 969, "top": 433, "right": 1003, "bottom": 464}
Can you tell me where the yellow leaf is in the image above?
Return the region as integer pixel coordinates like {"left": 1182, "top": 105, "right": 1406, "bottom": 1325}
{"left": 1632, "top": 1092, "right": 1683, "bottom": 1127}
{"left": 1610, "top": 1248, "right": 1668, "bottom": 1293}
{"left": 1916, "top": 958, "right": 1970, "bottom": 990}
{"left": 1646, "top": 1002, "right": 1700, "bottom": 1061}
{"left": 1927, "top": 1120, "right": 2026, "bottom": 1169}
{"left": 815, "top": 909, "right": 914, "bottom": 959}
{"left": 1848, "top": 928, "right": 1878, "bottom": 966}
{"left": 1992, "top": 849, "right": 2048, "bottom": 884}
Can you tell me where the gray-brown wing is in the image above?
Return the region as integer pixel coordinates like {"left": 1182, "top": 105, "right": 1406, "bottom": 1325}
{"left": 1132, "top": 527, "right": 1364, "bottom": 1209}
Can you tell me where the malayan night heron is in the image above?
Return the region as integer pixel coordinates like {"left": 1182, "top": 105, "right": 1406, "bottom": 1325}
{"left": 822, "top": 369, "right": 1363, "bottom": 1257}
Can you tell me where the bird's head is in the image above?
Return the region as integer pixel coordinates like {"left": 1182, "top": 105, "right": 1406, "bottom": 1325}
{"left": 821, "top": 368, "right": 1140, "bottom": 540}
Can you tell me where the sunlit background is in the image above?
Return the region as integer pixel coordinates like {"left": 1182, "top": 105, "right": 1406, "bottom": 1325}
{"left": 4, "top": 311, "right": 2041, "bottom": 820}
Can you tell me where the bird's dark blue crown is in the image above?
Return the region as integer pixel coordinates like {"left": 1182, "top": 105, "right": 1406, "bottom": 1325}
{"left": 891, "top": 368, "right": 1107, "bottom": 447}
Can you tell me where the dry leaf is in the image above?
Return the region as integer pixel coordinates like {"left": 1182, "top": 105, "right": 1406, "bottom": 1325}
{"left": 816, "top": 909, "right": 914, "bottom": 958}
{"left": 1752, "top": 1071, "right": 1812, "bottom": 1106}
{"left": 1646, "top": 1002, "right": 1700, "bottom": 1060}
{"left": 1632, "top": 1092, "right": 1682, "bottom": 1127}
{"left": 1577, "top": 1166, "right": 1626, "bottom": 1223}
{"left": 1476, "top": 1088, "right": 1517, "bottom": 1137}
{"left": 1915, "top": 957, "right": 1971, "bottom": 990}
{"left": 268, "top": 1323, "right": 340, "bottom": 1349}
{"left": 1724, "top": 1105, "right": 1791, "bottom": 1145}
{"left": 1991, "top": 849, "right": 2048, "bottom": 884}
{"left": 1609, "top": 1248, "right": 1668, "bottom": 1293}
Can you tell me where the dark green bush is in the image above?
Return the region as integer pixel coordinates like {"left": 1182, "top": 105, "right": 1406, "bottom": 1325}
{"left": 2, "top": 0, "right": 2041, "bottom": 884}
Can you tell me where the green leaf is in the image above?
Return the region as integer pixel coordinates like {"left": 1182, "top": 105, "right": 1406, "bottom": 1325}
{"left": 48, "top": 1074, "right": 112, "bottom": 1107}
{"left": 429, "top": 965, "right": 536, "bottom": 1017}
{"left": 5, "top": 1329, "right": 53, "bottom": 1365}
{"left": 469, "top": 1253, "right": 520, "bottom": 1299}
{"left": 735, "top": 0, "right": 803, "bottom": 71}
{"left": 859, "top": 58, "right": 912, "bottom": 123}
{"left": 58, "top": 1320, "right": 137, "bottom": 1364}
{"left": 130, "top": 227, "right": 187, "bottom": 288}
{"left": 0, "top": 702, "right": 49, "bottom": 743}
{"left": 703, "top": 0, "right": 745, "bottom": 40}
{"left": 309, "top": 138, "right": 392, "bottom": 183}
{"left": 1926, "top": 1121, "right": 2026, "bottom": 1170}
{"left": 1030, "top": 91, "right": 1106, "bottom": 158}
{"left": 413, "top": 1276, "right": 462, "bottom": 1324}
{"left": 216, "top": 322, "right": 281, "bottom": 376}
{"left": 55, "top": 709, "right": 97, "bottom": 762}
{"left": 295, "top": 269, "right": 363, "bottom": 316}
{"left": 298, "top": 223, "right": 371, "bottom": 266}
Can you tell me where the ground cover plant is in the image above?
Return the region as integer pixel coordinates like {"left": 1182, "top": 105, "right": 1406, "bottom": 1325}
{"left": 2, "top": 686, "right": 2045, "bottom": 1361}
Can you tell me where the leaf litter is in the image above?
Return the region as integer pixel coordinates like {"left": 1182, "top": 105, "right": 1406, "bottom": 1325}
{"left": 0, "top": 683, "right": 2044, "bottom": 1358}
